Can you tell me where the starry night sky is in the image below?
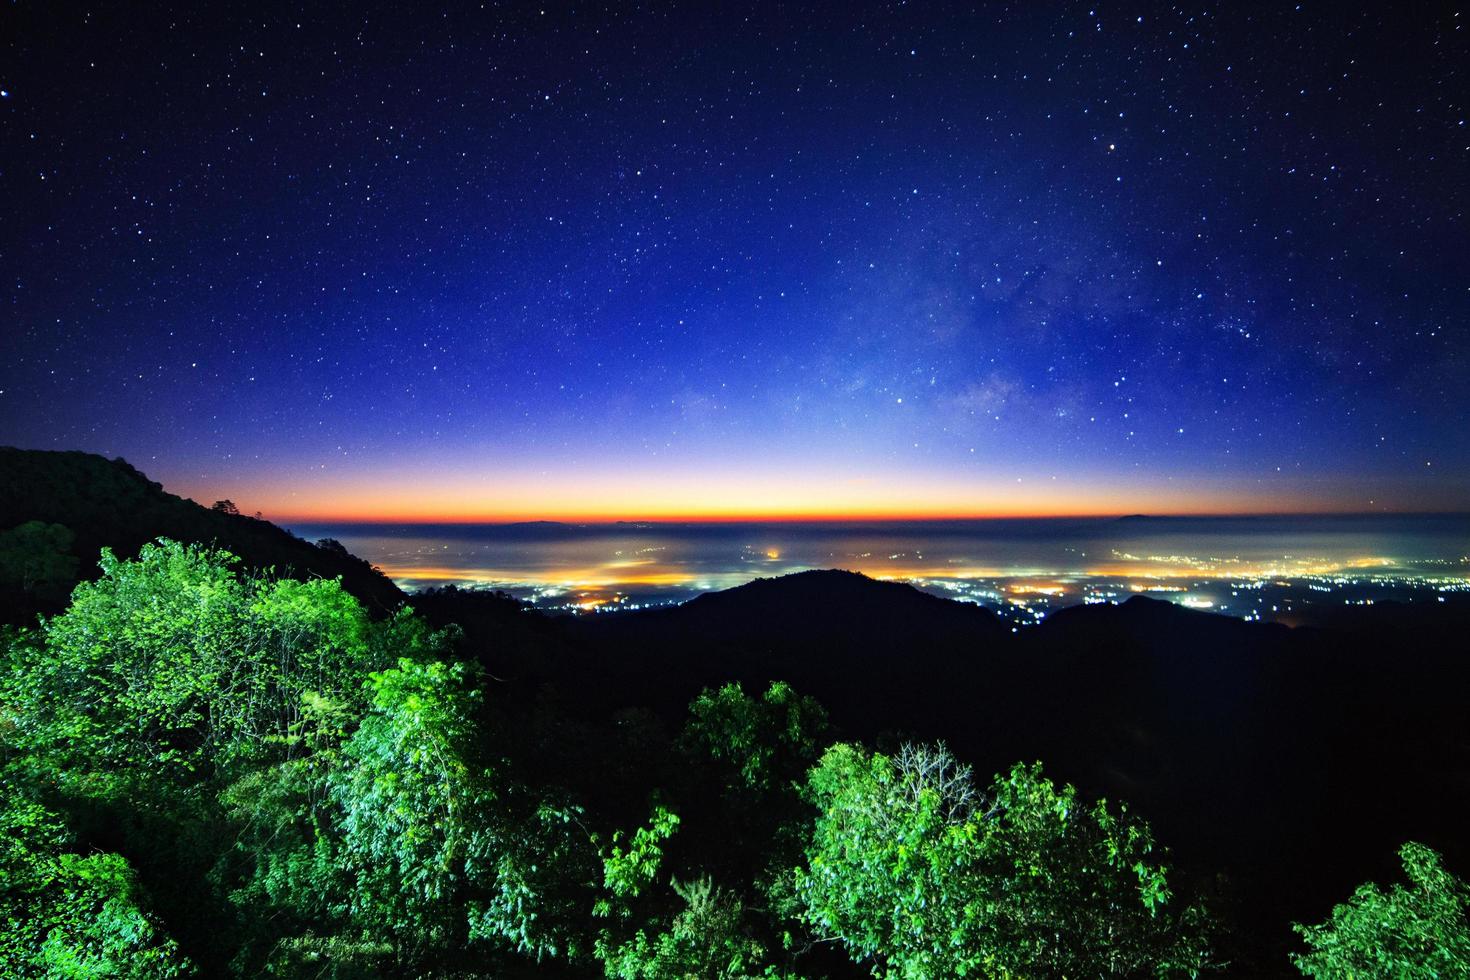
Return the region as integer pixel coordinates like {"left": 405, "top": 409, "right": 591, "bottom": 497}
{"left": 2, "top": 3, "right": 1466, "bottom": 519}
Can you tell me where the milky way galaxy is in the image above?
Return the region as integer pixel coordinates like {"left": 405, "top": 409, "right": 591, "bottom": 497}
{"left": 2, "top": 3, "right": 1466, "bottom": 518}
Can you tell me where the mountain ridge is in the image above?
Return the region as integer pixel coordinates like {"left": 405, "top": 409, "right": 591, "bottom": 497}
{"left": 0, "top": 447, "right": 405, "bottom": 621}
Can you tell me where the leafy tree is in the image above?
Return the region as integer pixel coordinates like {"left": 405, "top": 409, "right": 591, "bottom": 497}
{"left": 1292, "top": 841, "right": 1470, "bottom": 978}
{"left": 588, "top": 683, "right": 833, "bottom": 980}
{"left": 1, "top": 538, "right": 600, "bottom": 975}
{"left": 8, "top": 540, "right": 387, "bottom": 797}
{"left": 0, "top": 540, "right": 446, "bottom": 974}
{"left": 217, "top": 703, "right": 359, "bottom": 972}
{"left": 597, "top": 874, "right": 795, "bottom": 980}
{"left": 680, "top": 681, "right": 830, "bottom": 796}
{"left": 211, "top": 499, "right": 240, "bottom": 515}
{"left": 331, "top": 657, "right": 490, "bottom": 956}
{"left": 310, "top": 652, "right": 599, "bottom": 971}
{"left": 466, "top": 791, "right": 601, "bottom": 964}
{"left": 592, "top": 805, "right": 800, "bottom": 979}
{"left": 0, "top": 795, "right": 191, "bottom": 978}
{"left": 797, "top": 743, "right": 1213, "bottom": 978}
{"left": 223, "top": 655, "right": 491, "bottom": 975}
{"left": 677, "top": 682, "right": 831, "bottom": 891}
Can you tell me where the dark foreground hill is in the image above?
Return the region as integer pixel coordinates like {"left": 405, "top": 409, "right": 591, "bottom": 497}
{"left": 536, "top": 571, "right": 1470, "bottom": 975}
{"left": 564, "top": 569, "right": 1009, "bottom": 718}
{"left": 0, "top": 447, "right": 404, "bottom": 622}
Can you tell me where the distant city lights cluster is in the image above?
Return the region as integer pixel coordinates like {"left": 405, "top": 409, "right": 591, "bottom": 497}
{"left": 387, "top": 552, "right": 1470, "bottom": 627}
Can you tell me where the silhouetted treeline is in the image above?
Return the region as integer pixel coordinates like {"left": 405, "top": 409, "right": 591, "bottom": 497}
{"left": 0, "top": 447, "right": 403, "bottom": 623}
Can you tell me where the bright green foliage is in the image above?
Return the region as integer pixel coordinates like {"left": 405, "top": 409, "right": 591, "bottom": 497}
{"left": 593, "top": 808, "right": 800, "bottom": 979}
{"left": 599, "top": 805, "right": 683, "bottom": 906}
{"left": 0, "top": 538, "right": 612, "bottom": 975}
{"left": 332, "top": 657, "right": 491, "bottom": 953}
{"left": 256, "top": 934, "right": 397, "bottom": 979}
{"left": 0, "top": 796, "right": 191, "bottom": 978}
{"left": 466, "top": 794, "right": 601, "bottom": 962}
{"left": 1292, "top": 842, "right": 1470, "bottom": 978}
{"left": 681, "top": 681, "right": 830, "bottom": 794}
{"left": 597, "top": 876, "right": 797, "bottom": 980}
{"left": 0, "top": 521, "right": 78, "bottom": 604}
{"left": 592, "top": 805, "right": 680, "bottom": 972}
{"left": 1, "top": 539, "right": 1248, "bottom": 979}
{"left": 218, "top": 750, "right": 352, "bottom": 953}
{"left": 0, "top": 540, "right": 472, "bottom": 974}
{"left": 590, "top": 684, "right": 833, "bottom": 980}
{"left": 0, "top": 624, "right": 40, "bottom": 757}
{"left": 797, "top": 743, "right": 1213, "bottom": 978}
{"left": 325, "top": 652, "right": 601, "bottom": 968}
{"left": 9, "top": 540, "right": 385, "bottom": 797}
{"left": 677, "top": 683, "right": 831, "bottom": 906}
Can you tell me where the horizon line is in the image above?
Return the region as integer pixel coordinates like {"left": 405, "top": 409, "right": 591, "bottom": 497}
{"left": 264, "top": 508, "right": 1470, "bottom": 526}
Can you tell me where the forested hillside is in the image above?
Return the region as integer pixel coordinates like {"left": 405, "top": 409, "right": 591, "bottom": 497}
{"left": 0, "top": 448, "right": 403, "bottom": 622}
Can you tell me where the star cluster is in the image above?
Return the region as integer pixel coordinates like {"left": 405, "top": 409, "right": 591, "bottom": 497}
{"left": 1, "top": 3, "right": 1465, "bottom": 517}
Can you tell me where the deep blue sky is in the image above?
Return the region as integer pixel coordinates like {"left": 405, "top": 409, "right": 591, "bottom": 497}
{"left": 2, "top": 3, "right": 1466, "bottom": 517}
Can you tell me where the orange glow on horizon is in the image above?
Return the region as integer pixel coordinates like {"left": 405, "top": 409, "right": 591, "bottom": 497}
{"left": 259, "top": 503, "right": 1423, "bottom": 524}
{"left": 278, "top": 507, "right": 1195, "bottom": 523}
{"left": 165, "top": 458, "right": 1459, "bottom": 525}
{"left": 254, "top": 496, "right": 1389, "bottom": 524}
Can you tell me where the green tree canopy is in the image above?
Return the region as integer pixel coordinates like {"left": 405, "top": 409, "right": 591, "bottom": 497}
{"left": 1292, "top": 841, "right": 1470, "bottom": 978}
{"left": 797, "top": 742, "right": 1213, "bottom": 978}
{"left": 332, "top": 657, "right": 491, "bottom": 954}
{"left": 0, "top": 539, "right": 460, "bottom": 974}
{"left": 0, "top": 795, "right": 191, "bottom": 978}
{"left": 589, "top": 681, "right": 833, "bottom": 980}
{"left": 6, "top": 540, "right": 392, "bottom": 799}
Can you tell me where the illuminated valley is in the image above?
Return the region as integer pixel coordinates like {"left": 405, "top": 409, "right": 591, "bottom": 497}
{"left": 292, "top": 517, "right": 1470, "bottom": 626}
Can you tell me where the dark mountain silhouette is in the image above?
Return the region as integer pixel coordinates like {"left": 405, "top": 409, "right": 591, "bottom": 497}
{"left": 565, "top": 569, "right": 1009, "bottom": 723}
{"left": 532, "top": 573, "right": 1470, "bottom": 975}
{"left": 621, "top": 568, "right": 1006, "bottom": 652}
{"left": 0, "top": 448, "right": 404, "bottom": 622}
